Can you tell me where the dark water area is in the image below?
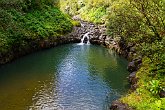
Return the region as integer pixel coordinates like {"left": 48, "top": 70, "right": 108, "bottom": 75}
{"left": 0, "top": 44, "right": 129, "bottom": 110}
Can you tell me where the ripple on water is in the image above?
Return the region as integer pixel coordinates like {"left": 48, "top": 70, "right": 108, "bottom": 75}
{"left": 0, "top": 44, "right": 129, "bottom": 110}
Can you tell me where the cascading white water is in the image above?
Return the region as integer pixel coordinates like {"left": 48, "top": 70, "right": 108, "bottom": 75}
{"left": 78, "top": 32, "right": 90, "bottom": 45}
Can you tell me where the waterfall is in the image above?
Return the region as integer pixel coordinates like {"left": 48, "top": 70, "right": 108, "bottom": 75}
{"left": 78, "top": 32, "right": 90, "bottom": 45}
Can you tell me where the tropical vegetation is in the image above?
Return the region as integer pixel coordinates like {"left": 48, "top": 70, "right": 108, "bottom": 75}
{"left": 0, "top": 0, "right": 73, "bottom": 59}
{"left": 0, "top": 0, "right": 164, "bottom": 109}
{"left": 60, "top": 0, "right": 165, "bottom": 109}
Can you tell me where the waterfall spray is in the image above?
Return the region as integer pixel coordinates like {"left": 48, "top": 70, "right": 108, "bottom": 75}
{"left": 78, "top": 32, "right": 90, "bottom": 45}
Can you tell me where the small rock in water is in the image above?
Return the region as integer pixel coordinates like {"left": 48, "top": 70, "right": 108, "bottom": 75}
{"left": 110, "top": 100, "right": 133, "bottom": 110}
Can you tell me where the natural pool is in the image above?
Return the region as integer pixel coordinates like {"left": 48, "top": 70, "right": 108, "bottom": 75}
{"left": 0, "top": 44, "right": 129, "bottom": 110}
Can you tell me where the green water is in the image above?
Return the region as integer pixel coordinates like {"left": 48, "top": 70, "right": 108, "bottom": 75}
{"left": 0, "top": 44, "right": 129, "bottom": 110}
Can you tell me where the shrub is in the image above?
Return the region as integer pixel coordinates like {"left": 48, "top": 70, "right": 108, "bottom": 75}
{"left": 0, "top": 0, "right": 73, "bottom": 56}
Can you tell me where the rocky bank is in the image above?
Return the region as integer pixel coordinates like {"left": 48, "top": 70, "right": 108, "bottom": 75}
{"left": 74, "top": 20, "right": 142, "bottom": 109}
{"left": 71, "top": 19, "right": 142, "bottom": 109}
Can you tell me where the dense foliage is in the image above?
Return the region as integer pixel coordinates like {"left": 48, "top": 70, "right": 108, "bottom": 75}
{"left": 60, "top": 0, "right": 110, "bottom": 23}
{"left": 60, "top": 0, "right": 165, "bottom": 109}
{"left": 0, "top": 0, "right": 164, "bottom": 109}
{"left": 0, "top": 0, "right": 72, "bottom": 56}
{"left": 107, "top": 0, "right": 165, "bottom": 109}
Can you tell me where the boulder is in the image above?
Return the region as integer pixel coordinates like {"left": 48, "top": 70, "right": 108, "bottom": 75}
{"left": 128, "top": 72, "right": 136, "bottom": 83}
{"left": 110, "top": 100, "right": 133, "bottom": 110}
{"left": 127, "top": 58, "right": 142, "bottom": 72}
{"left": 127, "top": 61, "right": 137, "bottom": 72}
{"left": 159, "top": 90, "right": 165, "bottom": 98}
{"left": 128, "top": 72, "right": 138, "bottom": 90}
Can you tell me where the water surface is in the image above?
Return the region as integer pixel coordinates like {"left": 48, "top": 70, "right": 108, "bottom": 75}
{"left": 0, "top": 44, "right": 129, "bottom": 110}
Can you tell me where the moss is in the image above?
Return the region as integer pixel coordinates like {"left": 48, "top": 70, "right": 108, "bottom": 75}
{"left": 71, "top": 20, "right": 81, "bottom": 27}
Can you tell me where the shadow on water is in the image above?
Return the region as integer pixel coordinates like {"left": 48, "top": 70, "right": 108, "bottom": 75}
{"left": 0, "top": 44, "right": 129, "bottom": 110}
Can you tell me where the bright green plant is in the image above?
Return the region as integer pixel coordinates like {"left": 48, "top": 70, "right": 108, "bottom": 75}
{"left": 150, "top": 99, "right": 165, "bottom": 110}
{"left": 148, "top": 80, "right": 162, "bottom": 95}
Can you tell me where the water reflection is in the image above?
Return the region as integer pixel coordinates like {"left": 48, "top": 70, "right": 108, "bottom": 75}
{"left": 0, "top": 44, "right": 129, "bottom": 110}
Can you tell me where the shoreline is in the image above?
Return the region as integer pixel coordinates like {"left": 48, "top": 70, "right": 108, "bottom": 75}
{"left": 0, "top": 20, "right": 139, "bottom": 110}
